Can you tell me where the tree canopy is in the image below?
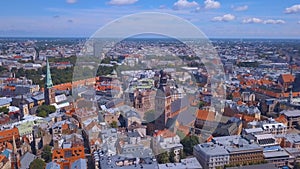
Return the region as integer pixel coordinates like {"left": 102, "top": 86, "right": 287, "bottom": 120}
{"left": 29, "top": 158, "right": 46, "bottom": 169}
{"left": 180, "top": 135, "right": 199, "bottom": 156}
{"left": 0, "top": 107, "right": 9, "bottom": 114}
{"left": 41, "top": 145, "right": 52, "bottom": 163}
{"left": 36, "top": 105, "right": 56, "bottom": 117}
{"left": 156, "top": 151, "right": 170, "bottom": 164}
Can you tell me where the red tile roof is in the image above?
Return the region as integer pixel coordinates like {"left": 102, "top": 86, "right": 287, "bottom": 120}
{"left": 196, "top": 110, "right": 215, "bottom": 121}
{"left": 280, "top": 74, "right": 295, "bottom": 83}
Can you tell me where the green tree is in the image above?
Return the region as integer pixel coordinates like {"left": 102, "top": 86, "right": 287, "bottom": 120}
{"left": 37, "top": 110, "right": 47, "bottom": 118}
{"left": 110, "top": 121, "right": 118, "bottom": 128}
{"left": 36, "top": 105, "right": 56, "bottom": 117}
{"left": 156, "top": 151, "right": 170, "bottom": 164}
{"left": 226, "top": 93, "right": 233, "bottom": 100}
{"left": 198, "top": 101, "right": 205, "bottom": 109}
{"left": 179, "top": 149, "right": 186, "bottom": 160}
{"left": 0, "top": 107, "right": 9, "bottom": 114}
{"left": 180, "top": 135, "right": 199, "bottom": 156}
{"left": 29, "top": 158, "right": 46, "bottom": 169}
{"left": 41, "top": 145, "right": 52, "bottom": 163}
{"left": 169, "top": 150, "right": 176, "bottom": 163}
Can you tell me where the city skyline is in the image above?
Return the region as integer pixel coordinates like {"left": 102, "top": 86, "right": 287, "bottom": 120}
{"left": 0, "top": 0, "right": 300, "bottom": 38}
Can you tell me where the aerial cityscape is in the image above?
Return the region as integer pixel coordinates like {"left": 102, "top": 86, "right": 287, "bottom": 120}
{"left": 1, "top": 1, "right": 300, "bottom": 169}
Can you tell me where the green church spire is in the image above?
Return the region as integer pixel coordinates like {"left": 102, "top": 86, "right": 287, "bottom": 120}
{"left": 45, "top": 59, "right": 53, "bottom": 89}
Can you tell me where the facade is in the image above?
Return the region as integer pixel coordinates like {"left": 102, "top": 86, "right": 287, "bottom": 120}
{"left": 213, "top": 136, "right": 264, "bottom": 166}
{"left": 263, "top": 148, "right": 294, "bottom": 168}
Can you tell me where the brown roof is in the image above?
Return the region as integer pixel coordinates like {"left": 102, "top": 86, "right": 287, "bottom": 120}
{"left": 275, "top": 115, "right": 288, "bottom": 124}
{"left": 196, "top": 110, "right": 215, "bottom": 121}
{"left": 154, "top": 129, "right": 176, "bottom": 138}
{"left": 280, "top": 74, "right": 295, "bottom": 83}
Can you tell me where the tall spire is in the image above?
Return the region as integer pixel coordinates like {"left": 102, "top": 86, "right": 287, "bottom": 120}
{"left": 45, "top": 59, "right": 53, "bottom": 89}
{"left": 289, "top": 85, "right": 293, "bottom": 104}
{"left": 12, "top": 135, "right": 17, "bottom": 153}
{"left": 11, "top": 135, "right": 19, "bottom": 169}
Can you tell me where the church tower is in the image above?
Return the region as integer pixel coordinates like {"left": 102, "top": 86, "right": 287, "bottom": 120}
{"left": 44, "top": 59, "right": 55, "bottom": 105}
{"left": 154, "top": 70, "right": 172, "bottom": 130}
{"left": 11, "top": 135, "right": 20, "bottom": 169}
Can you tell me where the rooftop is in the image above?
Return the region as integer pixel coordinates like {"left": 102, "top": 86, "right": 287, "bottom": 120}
{"left": 194, "top": 142, "right": 229, "bottom": 156}
{"left": 99, "top": 154, "right": 159, "bottom": 169}
{"left": 281, "top": 110, "right": 300, "bottom": 117}
{"left": 158, "top": 157, "right": 202, "bottom": 169}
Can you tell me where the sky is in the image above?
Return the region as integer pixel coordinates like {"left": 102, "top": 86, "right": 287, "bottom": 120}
{"left": 0, "top": 0, "right": 300, "bottom": 38}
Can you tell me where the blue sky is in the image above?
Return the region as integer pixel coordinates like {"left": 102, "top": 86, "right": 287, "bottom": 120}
{"left": 0, "top": 0, "right": 300, "bottom": 38}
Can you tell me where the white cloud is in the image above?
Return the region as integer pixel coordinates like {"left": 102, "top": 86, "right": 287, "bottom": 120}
{"left": 173, "top": 0, "right": 199, "bottom": 10}
{"left": 108, "top": 0, "right": 138, "bottom": 5}
{"left": 232, "top": 5, "right": 248, "bottom": 11}
{"left": 263, "top": 19, "right": 285, "bottom": 24}
{"left": 66, "top": 0, "right": 77, "bottom": 4}
{"left": 284, "top": 4, "right": 300, "bottom": 14}
{"left": 243, "top": 18, "right": 285, "bottom": 24}
{"left": 212, "top": 14, "right": 235, "bottom": 22}
{"left": 242, "top": 17, "right": 263, "bottom": 24}
{"left": 298, "top": 21, "right": 300, "bottom": 24}
{"left": 204, "top": 0, "right": 221, "bottom": 9}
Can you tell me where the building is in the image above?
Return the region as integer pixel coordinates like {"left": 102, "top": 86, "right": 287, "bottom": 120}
{"left": 152, "top": 129, "right": 183, "bottom": 162}
{"left": 193, "top": 142, "right": 230, "bottom": 169}
{"left": 44, "top": 59, "right": 55, "bottom": 105}
{"left": 98, "top": 153, "right": 159, "bottom": 169}
{"left": 263, "top": 146, "right": 294, "bottom": 168}
{"left": 20, "top": 152, "right": 36, "bottom": 169}
{"left": 194, "top": 135, "right": 265, "bottom": 169}
{"left": 0, "top": 127, "right": 20, "bottom": 144}
{"left": 245, "top": 118, "right": 287, "bottom": 135}
{"left": 278, "top": 74, "right": 295, "bottom": 92}
{"left": 52, "top": 146, "right": 85, "bottom": 169}
{"left": 0, "top": 154, "right": 10, "bottom": 169}
{"left": 281, "top": 110, "right": 300, "bottom": 129}
{"left": 154, "top": 70, "right": 187, "bottom": 130}
{"left": 226, "top": 163, "right": 277, "bottom": 169}
{"left": 213, "top": 136, "right": 264, "bottom": 166}
{"left": 46, "top": 162, "right": 60, "bottom": 169}
{"left": 71, "top": 158, "right": 87, "bottom": 169}
{"left": 279, "top": 134, "right": 300, "bottom": 149}
{"left": 158, "top": 157, "right": 202, "bottom": 169}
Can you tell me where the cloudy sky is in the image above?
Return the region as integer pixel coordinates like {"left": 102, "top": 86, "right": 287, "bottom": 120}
{"left": 0, "top": 0, "right": 300, "bottom": 38}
